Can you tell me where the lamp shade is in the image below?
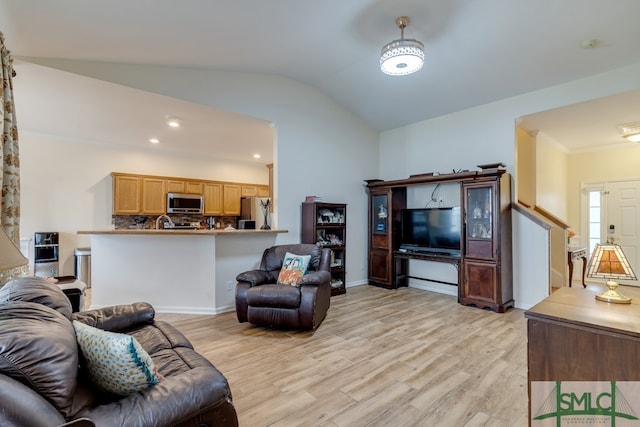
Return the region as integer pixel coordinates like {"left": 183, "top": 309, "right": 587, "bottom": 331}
{"left": 586, "top": 243, "right": 636, "bottom": 303}
{"left": 0, "top": 225, "right": 28, "bottom": 286}
{"left": 587, "top": 243, "right": 637, "bottom": 281}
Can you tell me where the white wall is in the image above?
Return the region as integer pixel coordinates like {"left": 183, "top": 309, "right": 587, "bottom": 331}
{"left": 19, "top": 59, "right": 379, "bottom": 288}
{"left": 568, "top": 144, "right": 640, "bottom": 234}
{"left": 536, "top": 131, "right": 569, "bottom": 220}
{"left": 380, "top": 63, "right": 640, "bottom": 309}
{"left": 23, "top": 58, "right": 640, "bottom": 310}
{"left": 20, "top": 132, "right": 269, "bottom": 275}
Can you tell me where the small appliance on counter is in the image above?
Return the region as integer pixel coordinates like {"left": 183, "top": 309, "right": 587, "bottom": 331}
{"left": 240, "top": 197, "right": 270, "bottom": 229}
{"left": 34, "top": 232, "right": 59, "bottom": 277}
{"left": 238, "top": 220, "right": 256, "bottom": 230}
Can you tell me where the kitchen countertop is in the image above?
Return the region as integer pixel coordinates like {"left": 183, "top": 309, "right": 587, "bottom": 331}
{"left": 77, "top": 229, "right": 288, "bottom": 236}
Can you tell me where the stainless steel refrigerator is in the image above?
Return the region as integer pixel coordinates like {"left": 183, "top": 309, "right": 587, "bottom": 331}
{"left": 240, "top": 197, "right": 270, "bottom": 229}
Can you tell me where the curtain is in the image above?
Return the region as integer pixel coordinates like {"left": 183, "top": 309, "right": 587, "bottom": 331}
{"left": 0, "top": 31, "right": 20, "bottom": 244}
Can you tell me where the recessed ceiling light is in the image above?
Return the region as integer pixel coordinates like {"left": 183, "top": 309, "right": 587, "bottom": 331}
{"left": 149, "top": 138, "right": 160, "bottom": 144}
{"left": 167, "top": 116, "right": 181, "bottom": 128}
{"left": 253, "top": 154, "right": 261, "bottom": 159}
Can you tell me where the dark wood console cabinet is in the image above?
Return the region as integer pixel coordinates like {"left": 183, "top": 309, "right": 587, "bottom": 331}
{"left": 365, "top": 167, "right": 513, "bottom": 312}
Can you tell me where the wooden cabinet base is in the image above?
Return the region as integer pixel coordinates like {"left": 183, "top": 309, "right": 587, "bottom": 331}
{"left": 458, "top": 297, "right": 514, "bottom": 313}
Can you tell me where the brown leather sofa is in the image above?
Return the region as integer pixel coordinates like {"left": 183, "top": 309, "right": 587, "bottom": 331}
{"left": 0, "top": 277, "right": 238, "bottom": 427}
{"left": 235, "top": 244, "right": 331, "bottom": 330}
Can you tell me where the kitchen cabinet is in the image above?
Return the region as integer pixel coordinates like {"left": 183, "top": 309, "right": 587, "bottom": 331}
{"left": 141, "top": 178, "right": 166, "bottom": 214}
{"left": 113, "top": 174, "right": 141, "bottom": 214}
{"left": 258, "top": 185, "right": 269, "bottom": 197}
{"left": 185, "top": 181, "right": 204, "bottom": 194}
{"left": 112, "top": 172, "right": 267, "bottom": 216}
{"left": 242, "top": 185, "right": 269, "bottom": 198}
{"left": 203, "top": 183, "right": 223, "bottom": 215}
{"left": 223, "top": 184, "right": 241, "bottom": 215}
{"left": 301, "top": 202, "right": 347, "bottom": 296}
{"left": 166, "top": 180, "right": 186, "bottom": 193}
{"left": 241, "top": 185, "right": 258, "bottom": 197}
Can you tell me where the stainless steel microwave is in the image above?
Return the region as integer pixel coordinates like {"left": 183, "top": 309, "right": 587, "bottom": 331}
{"left": 166, "top": 192, "right": 204, "bottom": 214}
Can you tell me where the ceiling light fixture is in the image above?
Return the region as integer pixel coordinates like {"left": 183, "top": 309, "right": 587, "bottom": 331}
{"left": 618, "top": 122, "right": 640, "bottom": 143}
{"left": 380, "top": 16, "right": 424, "bottom": 76}
{"left": 625, "top": 133, "right": 640, "bottom": 143}
{"left": 149, "top": 138, "right": 160, "bottom": 144}
{"left": 167, "top": 116, "right": 181, "bottom": 128}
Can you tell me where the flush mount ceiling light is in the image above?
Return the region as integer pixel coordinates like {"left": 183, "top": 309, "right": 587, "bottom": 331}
{"left": 380, "top": 16, "right": 425, "bottom": 76}
{"left": 618, "top": 122, "right": 640, "bottom": 142}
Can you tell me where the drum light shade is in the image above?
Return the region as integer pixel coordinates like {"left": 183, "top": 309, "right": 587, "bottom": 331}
{"left": 380, "top": 16, "right": 425, "bottom": 76}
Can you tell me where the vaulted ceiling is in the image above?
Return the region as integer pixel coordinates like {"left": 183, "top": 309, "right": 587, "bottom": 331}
{"left": 2, "top": 0, "right": 640, "bottom": 157}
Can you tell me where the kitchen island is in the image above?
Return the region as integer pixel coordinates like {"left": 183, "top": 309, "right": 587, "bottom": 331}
{"left": 77, "top": 229, "right": 287, "bottom": 314}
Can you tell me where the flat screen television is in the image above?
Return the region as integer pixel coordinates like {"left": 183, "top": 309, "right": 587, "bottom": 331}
{"left": 400, "top": 207, "right": 461, "bottom": 255}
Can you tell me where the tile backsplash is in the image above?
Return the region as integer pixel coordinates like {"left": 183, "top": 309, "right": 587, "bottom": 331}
{"left": 112, "top": 215, "right": 238, "bottom": 230}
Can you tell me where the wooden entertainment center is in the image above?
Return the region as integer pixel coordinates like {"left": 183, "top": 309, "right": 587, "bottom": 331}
{"left": 365, "top": 164, "right": 513, "bottom": 312}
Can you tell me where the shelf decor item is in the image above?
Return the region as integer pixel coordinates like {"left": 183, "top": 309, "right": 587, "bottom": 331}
{"left": 260, "top": 198, "right": 271, "bottom": 230}
{"left": 587, "top": 243, "right": 637, "bottom": 304}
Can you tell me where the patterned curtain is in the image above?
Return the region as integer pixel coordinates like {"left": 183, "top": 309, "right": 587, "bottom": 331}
{"left": 0, "top": 31, "right": 20, "bottom": 244}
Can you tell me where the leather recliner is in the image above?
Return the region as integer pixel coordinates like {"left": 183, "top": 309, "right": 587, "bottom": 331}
{"left": 235, "top": 244, "right": 332, "bottom": 330}
{"left": 0, "top": 277, "right": 238, "bottom": 427}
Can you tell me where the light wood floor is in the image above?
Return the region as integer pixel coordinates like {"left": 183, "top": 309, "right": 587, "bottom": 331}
{"left": 157, "top": 285, "right": 529, "bottom": 427}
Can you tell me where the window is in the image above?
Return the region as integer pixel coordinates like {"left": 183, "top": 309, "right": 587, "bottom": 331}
{"left": 581, "top": 183, "right": 605, "bottom": 256}
{"left": 587, "top": 189, "right": 602, "bottom": 253}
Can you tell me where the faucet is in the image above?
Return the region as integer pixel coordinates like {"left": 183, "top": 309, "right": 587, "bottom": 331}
{"left": 155, "top": 215, "right": 175, "bottom": 230}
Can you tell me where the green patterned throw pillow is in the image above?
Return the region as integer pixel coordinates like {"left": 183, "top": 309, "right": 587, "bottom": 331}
{"left": 72, "top": 320, "right": 163, "bottom": 396}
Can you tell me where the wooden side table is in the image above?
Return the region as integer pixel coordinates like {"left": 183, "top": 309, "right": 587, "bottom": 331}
{"left": 567, "top": 247, "right": 588, "bottom": 288}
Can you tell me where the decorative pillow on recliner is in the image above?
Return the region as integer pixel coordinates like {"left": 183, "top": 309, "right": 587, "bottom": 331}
{"left": 277, "top": 252, "right": 311, "bottom": 286}
{"left": 72, "top": 320, "right": 163, "bottom": 396}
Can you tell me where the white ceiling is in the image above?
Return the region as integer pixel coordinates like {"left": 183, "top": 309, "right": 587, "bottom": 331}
{"left": 2, "top": 0, "right": 640, "bottom": 155}
{"left": 11, "top": 61, "right": 275, "bottom": 164}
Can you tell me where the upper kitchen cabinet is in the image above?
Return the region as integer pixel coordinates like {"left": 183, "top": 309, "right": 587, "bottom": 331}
{"left": 113, "top": 174, "right": 141, "bottom": 214}
{"left": 241, "top": 185, "right": 269, "bottom": 198}
{"left": 141, "top": 178, "right": 167, "bottom": 214}
{"left": 112, "top": 172, "right": 267, "bottom": 216}
{"left": 166, "top": 179, "right": 186, "bottom": 193}
{"left": 241, "top": 185, "right": 258, "bottom": 197}
{"left": 185, "top": 181, "right": 204, "bottom": 194}
{"left": 223, "top": 184, "right": 241, "bottom": 215}
{"left": 258, "top": 185, "right": 269, "bottom": 197}
{"left": 203, "top": 183, "right": 223, "bottom": 215}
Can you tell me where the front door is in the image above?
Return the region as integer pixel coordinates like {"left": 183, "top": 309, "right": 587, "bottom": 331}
{"left": 606, "top": 179, "right": 640, "bottom": 285}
